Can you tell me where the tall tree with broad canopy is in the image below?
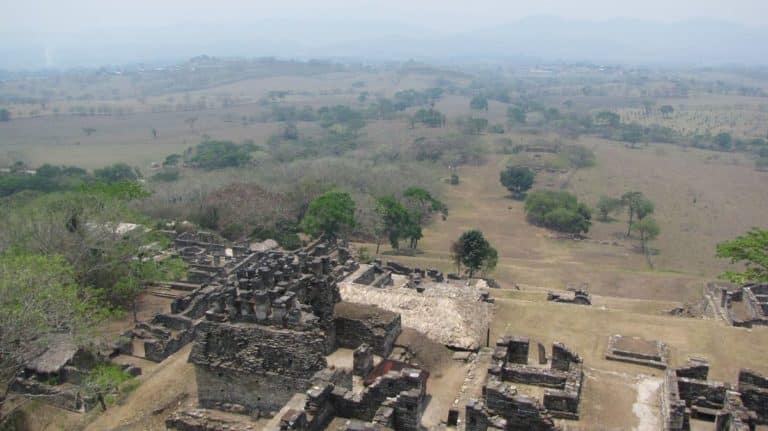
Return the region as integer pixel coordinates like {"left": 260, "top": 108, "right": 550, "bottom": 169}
{"left": 451, "top": 230, "right": 498, "bottom": 277}
{"left": 716, "top": 228, "right": 768, "bottom": 284}
{"left": 402, "top": 186, "right": 447, "bottom": 225}
{"left": 301, "top": 191, "right": 356, "bottom": 241}
{"left": 375, "top": 196, "right": 412, "bottom": 253}
{"left": 500, "top": 166, "right": 535, "bottom": 197}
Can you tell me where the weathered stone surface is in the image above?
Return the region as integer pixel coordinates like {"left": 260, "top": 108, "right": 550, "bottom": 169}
{"left": 739, "top": 369, "right": 768, "bottom": 424}
{"left": 166, "top": 408, "right": 260, "bottom": 431}
{"left": 334, "top": 302, "right": 401, "bottom": 357}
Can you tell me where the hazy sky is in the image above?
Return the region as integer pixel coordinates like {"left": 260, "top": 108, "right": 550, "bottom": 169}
{"left": 3, "top": 0, "right": 768, "bottom": 34}
{"left": 2, "top": 0, "right": 768, "bottom": 68}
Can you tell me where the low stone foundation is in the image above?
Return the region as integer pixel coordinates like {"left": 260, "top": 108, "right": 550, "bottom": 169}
{"left": 605, "top": 334, "right": 669, "bottom": 369}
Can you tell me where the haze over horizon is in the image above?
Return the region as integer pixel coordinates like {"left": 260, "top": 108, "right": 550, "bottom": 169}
{"left": 2, "top": 0, "right": 768, "bottom": 69}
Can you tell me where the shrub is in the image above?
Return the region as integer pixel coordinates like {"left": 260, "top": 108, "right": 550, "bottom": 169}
{"left": 562, "top": 145, "right": 596, "bottom": 168}
{"left": 94, "top": 163, "right": 138, "bottom": 183}
{"left": 191, "top": 140, "right": 254, "bottom": 169}
{"left": 151, "top": 170, "right": 180, "bottom": 182}
{"left": 500, "top": 166, "right": 535, "bottom": 196}
{"left": 524, "top": 190, "right": 591, "bottom": 234}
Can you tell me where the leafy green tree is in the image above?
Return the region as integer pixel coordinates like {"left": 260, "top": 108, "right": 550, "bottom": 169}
{"left": 542, "top": 207, "right": 591, "bottom": 235}
{"left": 94, "top": 163, "right": 138, "bottom": 183}
{"left": 596, "top": 196, "right": 623, "bottom": 221}
{"left": 116, "top": 255, "right": 187, "bottom": 322}
{"left": 191, "top": 140, "right": 254, "bottom": 170}
{"left": 621, "top": 191, "right": 642, "bottom": 236}
{"left": 507, "top": 106, "right": 526, "bottom": 124}
{"left": 318, "top": 105, "right": 366, "bottom": 134}
{"left": 660, "top": 105, "right": 674, "bottom": 118}
{"left": 716, "top": 228, "right": 768, "bottom": 283}
{"left": 450, "top": 230, "right": 497, "bottom": 277}
{"left": 412, "top": 109, "right": 445, "bottom": 128}
{"left": 152, "top": 170, "right": 180, "bottom": 182}
{"left": 375, "top": 196, "right": 411, "bottom": 252}
{"left": 500, "top": 166, "right": 535, "bottom": 197}
{"left": 300, "top": 191, "right": 356, "bottom": 241}
{"left": 634, "top": 198, "right": 655, "bottom": 221}
{"left": 402, "top": 186, "right": 447, "bottom": 225}
{"left": 562, "top": 145, "right": 596, "bottom": 168}
{"left": 0, "top": 253, "right": 103, "bottom": 403}
{"left": 524, "top": 190, "right": 591, "bottom": 235}
{"left": 621, "top": 191, "right": 655, "bottom": 236}
{"left": 163, "top": 154, "right": 181, "bottom": 167}
{"left": 283, "top": 122, "right": 299, "bottom": 140}
{"left": 714, "top": 132, "right": 733, "bottom": 151}
{"left": 0, "top": 186, "right": 156, "bottom": 310}
{"left": 595, "top": 111, "right": 620, "bottom": 127}
{"left": 622, "top": 124, "right": 644, "bottom": 147}
{"left": 460, "top": 117, "right": 488, "bottom": 135}
{"left": 0, "top": 164, "right": 91, "bottom": 198}
{"left": 0, "top": 108, "right": 10, "bottom": 122}
{"left": 634, "top": 217, "right": 660, "bottom": 267}
{"left": 470, "top": 96, "right": 489, "bottom": 111}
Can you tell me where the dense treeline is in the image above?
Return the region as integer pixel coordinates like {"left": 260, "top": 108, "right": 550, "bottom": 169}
{"left": 0, "top": 162, "right": 141, "bottom": 197}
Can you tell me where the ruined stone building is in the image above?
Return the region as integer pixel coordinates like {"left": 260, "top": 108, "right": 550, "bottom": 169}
{"left": 465, "top": 336, "right": 584, "bottom": 431}
{"left": 105, "top": 233, "right": 431, "bottom": 431}
{"left": 661, "top": 357, "right": 768, "bottom": 431}
{"left": 705, "top": 282, "right": 768, "bottom": 327}
{"left": 10, "top": 334, "right": 103, "bottom": 412}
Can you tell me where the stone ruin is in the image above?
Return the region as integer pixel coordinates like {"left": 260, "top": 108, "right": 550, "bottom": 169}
{"left": 353, "top": 259, "right": 446, "bottom": 292}
{"left": 340, "top": 259, "right": 493, "bottom": 351}
{"left": 107, "top": 233, "right": 437, "bottom": 431}
{"left": 546, "top": 289, "right": 591, "bottom": 306}
{"left": 9, "top": 334, "right": 103, "bottom": 412}
{"left": 465, "top": 335, "right": 585, "bottom": 431}
{"left": 705, "top": 282, "right": 768, "bottom": 327}
{"left": 661, "top": 357, "right": 768, "bottom": 430}
{"left": 605, "top": 334, "right": 670, "bottom": 369}
{"left": 272, "top": 345, "right": 430, "bottom": 431}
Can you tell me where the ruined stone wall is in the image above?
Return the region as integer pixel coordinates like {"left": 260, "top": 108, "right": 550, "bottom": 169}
{"left": 499, "top": 365, "right": 567, "bottom": 388}
{"left": 10, "top": 378, "right": 97, "bottom": 412}
{"left": 496, "top": 336, "right": 530, "bottom": 364}
{"left": 391, "top": 390, "right": 422, "bottom": 431}
{"left": 677, "top": 377, "right": 727, "bottom": 408}
{"left": 334, "top": 302, "right": 402, "bottom": 357}
{"left": 660, "top": 369, "right": 688, "bottom": 431}
{"left": 716, "top": 390, "right": 756, "bottom": 431}
{"left": 194, "top": 366, "right": 308, "bottom": 416}
{"left": 189, "top": 321, "right": 328, "bottom": 379}
{"left": 551, "top": 342, "right": 581, "bottom": 372}
{"left": 543, "top": 363, "right": 583, "bottom": 419}
{"left": 144, "top": 327, "right": 196, "bottom": 362}
{"left": 332, "top": 369, "right": 424, "bottom": 422}
{"left": 474, "top": 378, "right": 558, "bottom": 431}
{"left": 465, "top": 400, "right": 491, "bottom": 431}
{"left": 675, "top": 361, "right": 709, "bottom": 381}
{"left": 738, "top": 369, "right": 768, "bottom": 424}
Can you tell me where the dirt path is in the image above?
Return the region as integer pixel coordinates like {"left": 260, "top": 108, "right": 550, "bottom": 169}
{"left": 632, "top": 376, "right": 662, "bottom": 431}
{"left": 85, "top": 344, "right": 197, "bottom": 431}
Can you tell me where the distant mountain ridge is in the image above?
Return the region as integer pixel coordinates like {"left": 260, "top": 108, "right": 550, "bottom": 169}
{"left": 1, "top": 15, "right": 766, "bottom": 70}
